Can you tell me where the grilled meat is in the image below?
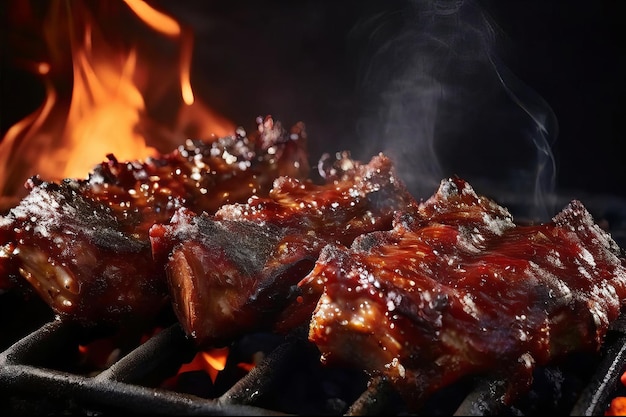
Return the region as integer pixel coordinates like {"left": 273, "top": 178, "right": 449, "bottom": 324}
{"left": 299, "top": 176, "right": 626, "bottom": 410}
{"left": 149, "top": 152, "right": 418, "bottom": 348}
{"left": 0, "top": 116, "right": 310, "bottom": 328}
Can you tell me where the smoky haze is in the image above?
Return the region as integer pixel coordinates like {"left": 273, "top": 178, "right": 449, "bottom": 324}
{"left": 9, "top": 0, "right": 621, "bottom": 224}
{"left": 350, "top": 0, "right": 558, "bottom": 221}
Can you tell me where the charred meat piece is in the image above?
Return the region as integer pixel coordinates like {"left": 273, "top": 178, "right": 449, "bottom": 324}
{"left": 0, "top": 116, "right": 310, "bottom": 328}
{"left": 299, "top": 176, "right": 626, "bottom": 411}
{"left": 149, "top": 207, "right": 298, "bottom": 347}
{"left": 149, "top": 152, "right": 418, "bottom": 348}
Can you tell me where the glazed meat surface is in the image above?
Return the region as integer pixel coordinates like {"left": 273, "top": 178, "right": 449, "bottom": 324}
{"left": 0, "top": 117, "right": 309, "bottom": 327}
{"left": 299, "top": 176, "right": 626, "bottom": 410}
{"left": 149, "top": 152, "right": 418, "bottom": 348}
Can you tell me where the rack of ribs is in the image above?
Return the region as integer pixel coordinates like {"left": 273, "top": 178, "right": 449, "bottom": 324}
{"left": 149, "top": 151, "right": 418, "bottom": 348}
{"left": 0, "top": 116, "right": 310, "bottom": 330}
{"left": 299, "top": 176, "right": 626, "bottom": 411}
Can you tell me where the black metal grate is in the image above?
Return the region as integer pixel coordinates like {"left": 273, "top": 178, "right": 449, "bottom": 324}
{"left": 0, "top": 311, "right": 377, "bottom": 416}
{"left": 2, "top": 308, "right": 626, "bottom": 416}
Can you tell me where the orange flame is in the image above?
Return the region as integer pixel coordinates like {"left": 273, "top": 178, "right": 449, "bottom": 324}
{"left": 123, "top": 0, "right": 182, "bottom": 37}
{"left": 606, "top": 371, "right": 626, "bottom": 415}
{"left": 606, "top": 397, "right": 626, "bottom": 416}
{"left": 177, "top": 347, "right": 230, "bottom": 384}
{"left": 0, "top": 0, "right": 234, "bottom": 200}
{"left": 122, "top": 0, "right": 195, "bottom": 106}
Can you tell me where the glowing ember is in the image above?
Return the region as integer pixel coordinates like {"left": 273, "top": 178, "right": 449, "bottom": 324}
{"left": 606, "top": 371, "right": 626, "bottom": 415}
{"left": 171, "top": 347, "right": 230, "bottom": 384}
{"left": 74, "top": 326, "right": 244, "bottom": 384}
{"left": 606, "top": 397, "right": 626, "bottom": 416}
{"left": 0, "top": 0, "right": 234, "bottom": 200}
{"left": 78, "top": 339, "right": 121, "bottom": 372}
{"left": 160, "top": 346, "right": 258, "bottom": 389}
{"left": 77, "top": 326, "right": 164, "bottom": 374}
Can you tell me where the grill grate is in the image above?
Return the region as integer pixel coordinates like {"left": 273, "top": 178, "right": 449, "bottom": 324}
{"left": 0, "top": 316, "right": 375, "bottom": 415}
{"left": 2, "top": 311, "right": 626, "bottom": 415}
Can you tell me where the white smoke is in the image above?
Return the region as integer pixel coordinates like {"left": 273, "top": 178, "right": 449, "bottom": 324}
{"left": 351, "top": 0, "right": 558, "bottom": 221}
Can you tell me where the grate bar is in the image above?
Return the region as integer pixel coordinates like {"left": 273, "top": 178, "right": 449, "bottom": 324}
{"left": 95, "top": 323, "right": 196, "bottom": 384}
{"left": 570, "top": 330, "right": 626, "bottom": 416}
{"left": 0, "top": 363, "right": 287, "bottom": 415}
{"left": 4, "top": 312, "right": 626, "bottom": 415}
{"left": 218, "top": 334, "right": 302, "bottom": 407}
{"left": 0, "top": 319, "right": 75, "bottom": 365}
{"left": 453, "top": 377, "right": 508, "bottom": 416}
{"left": 344, "top": 376, "right": 395, "bottom": 416}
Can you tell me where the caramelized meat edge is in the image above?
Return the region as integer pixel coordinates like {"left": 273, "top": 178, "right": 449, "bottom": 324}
{"left": 149, "top": 152, "right": 418, "bottom": 348}
{"left": 299, "top": 176, "right": 626, "bottom": 410}
{"left": 0, "top": 116, "right": 309, "bottom": 328}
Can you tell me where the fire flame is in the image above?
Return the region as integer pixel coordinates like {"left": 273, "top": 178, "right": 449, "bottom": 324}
{"left": 0, "top": 0, "right": 234, "bottom": 201}
{"left": 177, "top": 347, "right": 230, "bottom": 384}
{"left": 170, "top": 347, "right": 258, "bottom": 385}
{"left": 76, "top": 326, "right": 248, "bottom": 384}
{"left": 2, "top": 0, "right": 248, "bottom": 385}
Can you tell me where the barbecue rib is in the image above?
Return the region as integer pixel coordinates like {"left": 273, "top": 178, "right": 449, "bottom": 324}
{"left": 149, "top": 152, "right": 418, "bottom": 348}
{"left": 0, "top": 116, "right": 310, "bottom": 328}
{"left": 299, "top": 176, "right": 626, "bottom": 411}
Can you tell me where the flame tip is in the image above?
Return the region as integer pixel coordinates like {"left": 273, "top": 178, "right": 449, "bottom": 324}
{"left": 123, "top": 0, "right": 181, "bottom": 37}
{"left": 1, "top": 0, "right": 235, "bottom": 197}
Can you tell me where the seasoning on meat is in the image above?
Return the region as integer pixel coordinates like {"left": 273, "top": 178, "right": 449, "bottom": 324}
{"left": 0, "top": 116, "right": 310, "bottom": 328}
{"left": 149, "top": 152, "right": 418, "bottom": 348}
{"left": 299, "top": 176, "right": 626, "bottom": 411}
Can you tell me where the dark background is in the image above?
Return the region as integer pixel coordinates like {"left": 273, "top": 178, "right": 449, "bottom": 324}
{"left": 2, "top": 0, "right": 625, "bottom": 218}
{"left": 478, "top": 0, "right": 626, "bottom": 199}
